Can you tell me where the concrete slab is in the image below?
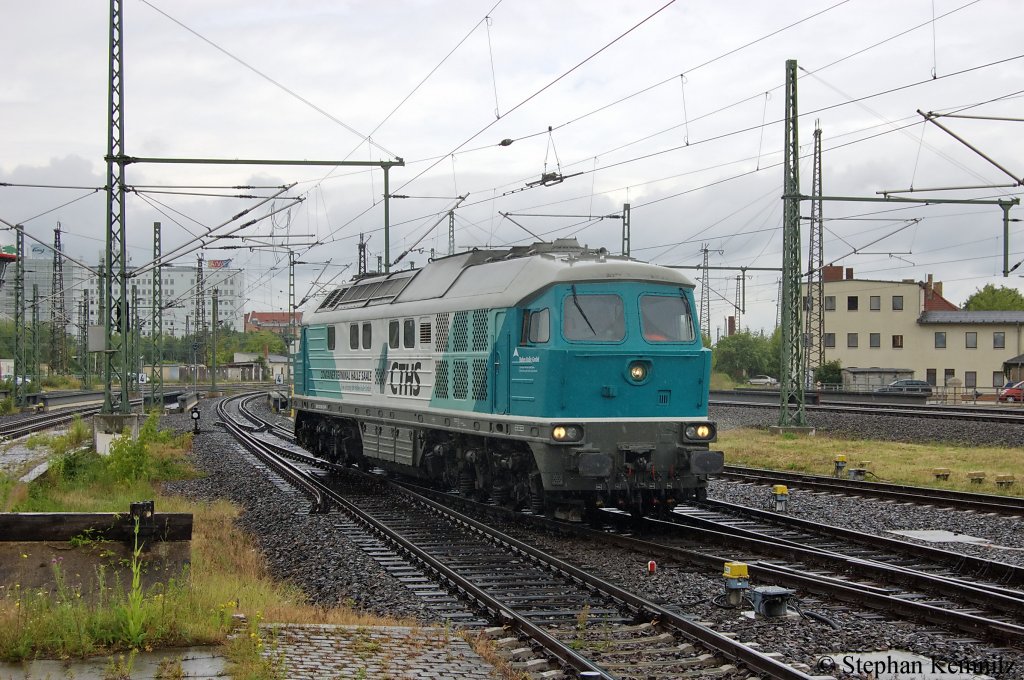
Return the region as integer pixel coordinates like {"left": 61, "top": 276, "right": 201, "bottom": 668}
{"left": 888, "top": 529, "right": 989, "bottom": 545}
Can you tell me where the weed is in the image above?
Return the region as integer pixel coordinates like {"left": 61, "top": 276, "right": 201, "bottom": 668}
{"left": 69, "top": 528, "right": 102, "bottom": 548}
{"left": 575, "top": 603, "right": 590, "bottom": 636}
{"left": 225, "top": 613, "right": 286, "bottom": 680}
{"left": 156, "top": 656, "right": 184, "bottom": 679}
{"left": 117, "top": 519, "right": 147, "bottom": 648}
{"left": 103, "top": 650, "right": 136, "bottom": 680}
{"left": 352, "top": 626, "right": 383, "bottom": 657}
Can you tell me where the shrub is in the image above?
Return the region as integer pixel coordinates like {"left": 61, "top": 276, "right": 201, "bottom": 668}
{"left": 106, "top": 431, "right": 152, "bottom": 483}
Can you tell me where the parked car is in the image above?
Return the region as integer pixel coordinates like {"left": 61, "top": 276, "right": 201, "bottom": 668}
{"left": 874, "top": 379, "right": 932, "bottom": 395}
{"left": 998, "top": 380, "right": 1024, "bottom": 403}
{"left": 747, "top": 375, "right": 778, "bottom": 386}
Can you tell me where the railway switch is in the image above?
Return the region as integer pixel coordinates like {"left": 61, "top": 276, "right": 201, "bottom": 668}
{"left": 833, "top": 454, "right": 846, "bottom": 477}
{"left": 750, "top": 586, "right": 794, "bottom": 617}
{"left": 722, "top": 561, "right": 749, "bottom": 607}
{"left": 771, "top": 485, "right": 789, "bottom": 512}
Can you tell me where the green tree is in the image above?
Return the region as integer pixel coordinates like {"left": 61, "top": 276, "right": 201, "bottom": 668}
{"left": 712, "top": 331, "right": 773, "bottom": 380}
{"left": 814, "top": 359, "right": 842, "bottom": 385}
{"left": 962, "top": 284, "right": 1024, "bottom": 311}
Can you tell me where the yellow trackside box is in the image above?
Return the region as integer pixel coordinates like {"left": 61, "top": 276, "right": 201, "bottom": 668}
{"left": 723, "top": 561, "right": 749, "bottom": 579}
{"left": 772, "top": 485, "right": 788, "bottom": 495}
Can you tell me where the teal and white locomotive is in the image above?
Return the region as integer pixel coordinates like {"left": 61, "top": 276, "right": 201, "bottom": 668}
{"left": 293, "top": 238, "right": 722, "bottom": 517}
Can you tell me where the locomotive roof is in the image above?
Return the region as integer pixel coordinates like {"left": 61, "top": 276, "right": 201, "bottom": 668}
{"left": 309, "top": 238, "right": 694, "bottom": 322}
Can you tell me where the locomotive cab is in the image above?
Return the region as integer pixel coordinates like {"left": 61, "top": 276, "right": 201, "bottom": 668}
{"left": 509, "top": 280, "right": 722, "bottom": 515}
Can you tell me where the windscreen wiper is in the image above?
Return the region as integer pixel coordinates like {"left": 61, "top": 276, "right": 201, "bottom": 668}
{"left": 571, "top": 285, "right": 597, "bottom": 335}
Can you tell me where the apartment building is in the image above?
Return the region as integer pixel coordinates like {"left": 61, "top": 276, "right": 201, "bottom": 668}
{"left": 79, "top": 261, "right": 247, "bottom": 338}
{"left": 807, "top": 267, "right": 1024, "bottom": 389}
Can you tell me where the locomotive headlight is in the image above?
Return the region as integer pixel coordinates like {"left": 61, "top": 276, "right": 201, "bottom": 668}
{"left": 551, "top": 424, "right": 584, "bottom": 443}
{"left": 684, "top": 423, "right": 716, "bottom": 441}
{"left": 628, "top": 361, "right": 649, "bottom": 383}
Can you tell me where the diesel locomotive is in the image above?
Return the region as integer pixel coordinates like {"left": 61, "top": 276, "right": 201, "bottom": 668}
{"left": 292, "top": 238, "right": 722, "bottom": 517}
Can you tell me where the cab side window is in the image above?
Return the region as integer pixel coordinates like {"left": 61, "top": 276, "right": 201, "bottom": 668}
{"left": 524, "top": 308, "right": 550, "bottom": 344}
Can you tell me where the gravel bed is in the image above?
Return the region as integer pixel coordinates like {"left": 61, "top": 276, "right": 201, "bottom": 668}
{"left": 712, "top": 403, "right": 1024, "bottom": 447}
{"left": 710, "top": 404, "right": 1024, "bottom": 566}
{"left": 475, "top": 509, "right": 1024, "bottom": 679}
{"left": 161, "top": 398, "right": 445, "bottom": 624}
{"left": 709, "top": 479, "right": 1024, "bottom": 567}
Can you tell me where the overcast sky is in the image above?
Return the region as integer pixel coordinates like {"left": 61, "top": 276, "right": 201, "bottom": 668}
{"left": 3, "top": 0, "right": 1023, "bottom": 336}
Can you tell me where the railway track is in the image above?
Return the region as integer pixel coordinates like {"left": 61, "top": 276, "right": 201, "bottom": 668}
{"left": 219, "top": 394, "right": 815, "bottom": 679}
{"left": 719, "top": 465, "right": 1024, "bottom": 516}
{"left": 711, "top": 394, "right": 1024, "bottom": 425}
{"left": 0, "top": 405, "right": 97, "bottom": 439}
{"left": 661, "top": 499, "right": 1024, "bottom": 644}
{"left": 395, "top": 479, "right": 1024, "bottom": 647}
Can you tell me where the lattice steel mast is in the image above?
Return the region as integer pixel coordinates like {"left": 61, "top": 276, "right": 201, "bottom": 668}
{"left": 194, "top": 253, "right": 206, "bottom": 369}
{"left": 734, "top": 275, "right": 742, "bottom": 333}
{"left": 621, "top": 203, "right": 631, "bottom": 257}
{"left": 13, "top": 231, "right": 26, "bottom": 408}
{"left": 50, "top": 224, "right": 68, "bottom": 375}
{"left": 103, "top": 0, "right": 130, "bottom": 412}
{"left": 779, "top": 59, "right": 807, "bottom": 427}
{"left": 151, "top": 222, "right": 164, "bottom": 406}
{"left": 804, "top": 124, "right": 825, "bottom": 385}
{"left": 699, "top": 244, "right": 710, "bottom": 343}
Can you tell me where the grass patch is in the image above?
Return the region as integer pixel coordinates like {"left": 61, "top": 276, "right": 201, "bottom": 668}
{"left": 0, "top": 412, "right": 407, "bottom": 665}
{"left": 719, "top": 427, "right": 1024, "bottom": 494}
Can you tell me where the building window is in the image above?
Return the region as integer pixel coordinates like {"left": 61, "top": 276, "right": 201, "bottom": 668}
{"left": 926, "top": 368, "right": 936, "bottom": 386}
{"left": 361, "top": 322, "right": 372, "bottom": 349}
{"left": 994, "top": 331, "right": 1005, "bottom": 349}
{"left": 892, "top": 295, "right": 903, "bottom": 311}
{"left": 965, "top": 371, "right": 977, "bottom": 388}
{"left": 869, "top": 333, "right": 880, "bottom": 348}
{"left": 870, "top": 296, "right": 880, "bottom": 311}
{"left": 892, "top": 335, "right": 903, "bottom": 349}
{"left": 965, "top": 332, "right": 977, "bottom": 349}
{"left": 994, "top": 371, "right": 1005, "bottom": 388}
{"left": 327, "top": 325, "right": 336, "bottom": 351}
{"left": 944, "top": 368, "right": 955, "bottom": 386}
{"left": 847, "top": 333, "right": 858, "bottom": 348}
{"left": 824, "top": 296, "right": 836, "bottom": 311}
{"left": 934, "top": 332, "right": 946, "bottom": 349}
{"left": 824, "top": 333, "right": 835, "bottom": 348}
{"left": 847, "top": 296, "right": 858, "bottom": 311}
